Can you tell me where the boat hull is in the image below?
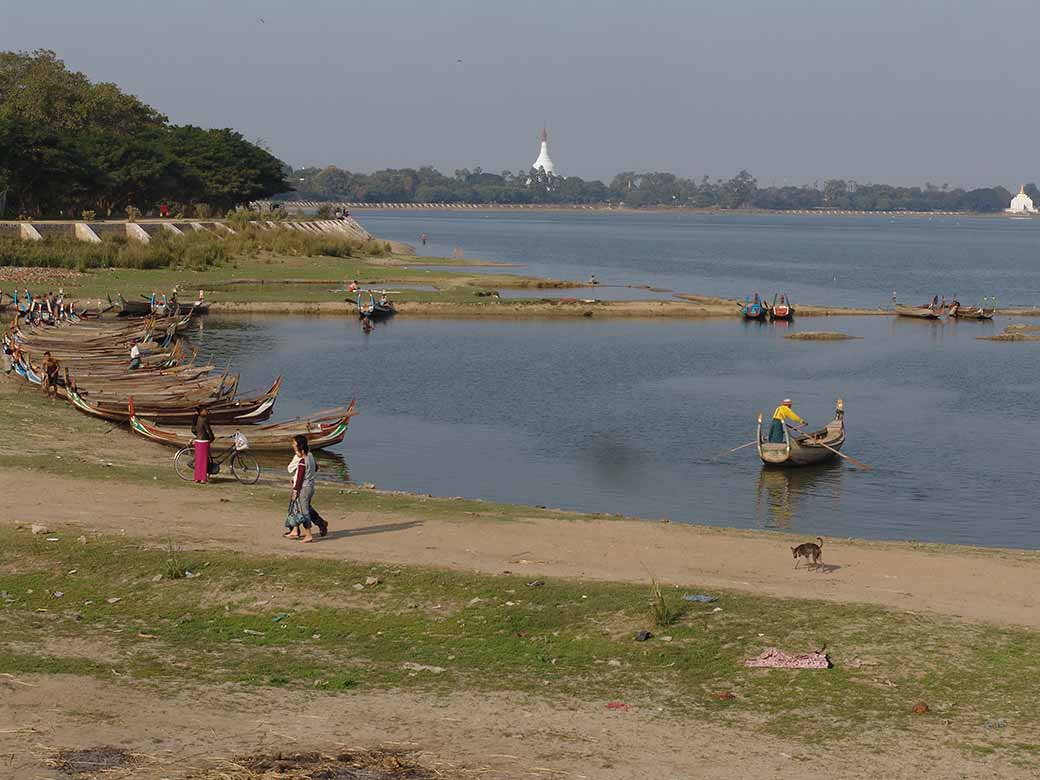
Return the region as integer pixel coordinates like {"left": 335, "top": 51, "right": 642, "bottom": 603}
{"left": 948, "top": 305, "right": 994, "bottom": 320}
{"left": 757, "top": 402, "right": 846, "bottom": 467}
{"left": 894, "top": 304, "right": 943, "bottom": 319}
{"left": 740, "top": 303, "right": 767, "bottom": 320}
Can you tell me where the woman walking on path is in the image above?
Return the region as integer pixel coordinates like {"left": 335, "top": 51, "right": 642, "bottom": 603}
{"left": 191, "top": 407, "right": 214, "bottom": 484}
{"left": 285, "top": 434, "right": 319, "bottom": 542}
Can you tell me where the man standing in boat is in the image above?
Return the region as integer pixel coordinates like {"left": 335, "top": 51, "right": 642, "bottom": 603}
{"left": 769, "top": 399, "right": 806, "bottom": 443}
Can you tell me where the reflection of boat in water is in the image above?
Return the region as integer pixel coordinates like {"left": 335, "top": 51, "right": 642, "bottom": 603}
{"left": 249, "top": 448, "right": 352, "bottom": 483}
{"left": 757, "top": 399, "right": 846, "bottom": 467}
{"left": 755, "top": 463, "right": 843, "bottom": 529}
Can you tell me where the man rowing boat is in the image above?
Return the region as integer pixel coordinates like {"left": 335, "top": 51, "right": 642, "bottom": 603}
{"left": 768, "top": 398, "right": 805, "bottom": 443}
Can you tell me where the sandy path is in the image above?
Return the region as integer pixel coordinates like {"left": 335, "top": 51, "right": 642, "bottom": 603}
{"left": 5, "top": 471, "right": 1037, "bottom": 628}
{"left": 1, "top": 675, "right": 1032, "bottom": 780}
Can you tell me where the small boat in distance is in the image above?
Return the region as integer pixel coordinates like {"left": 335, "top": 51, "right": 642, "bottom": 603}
{"left": 354, "top": 289, "right": 396, "bottom": 321}
{"left": 894, "top": 304, "right": 944, "bottom": 319}
{"left": 739, "top": 294, "right": 768, "bottom": 320}
{"left": 948, "top": 297, "right": 996, "bottom": 320}
{"left": 769, "top": 293, "right": 794, "bottom": 320}
{"left": 892, "top": 292, "right": 944, "bottom": 319}
{"left": 757, "top": 399, "right": 846, "bottom": 467}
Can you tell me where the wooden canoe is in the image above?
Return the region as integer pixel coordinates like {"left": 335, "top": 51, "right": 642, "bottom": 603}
{"left": 67, "top": 376, "right": 281, "bottom": 424}
{"left": 948, "top": 303, "right": 995, "bottom": 320}
{"left": 894, "top": 304, "right": 943, "bottom": 319}
{"left": 757, "top": 399, "right": 846, "bottom": 467}
{"left": 128, "top": 397, "right": 357, "bottom": 452}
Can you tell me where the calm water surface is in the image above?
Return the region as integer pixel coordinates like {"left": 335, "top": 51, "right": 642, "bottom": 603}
{"left": 359, "top": 210, "right": 1040, "bottom": 309}
{"left": 197, "top": 314, "right": 1038, "bottom": 549}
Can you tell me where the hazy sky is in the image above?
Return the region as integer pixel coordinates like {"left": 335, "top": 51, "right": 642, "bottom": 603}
{"left": 4, "top": 1, "right": 1038, "bottom": 186}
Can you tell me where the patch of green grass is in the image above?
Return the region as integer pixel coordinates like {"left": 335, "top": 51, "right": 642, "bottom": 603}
{"left": 0, "top": 529, "right": 1037, "bottom": 753}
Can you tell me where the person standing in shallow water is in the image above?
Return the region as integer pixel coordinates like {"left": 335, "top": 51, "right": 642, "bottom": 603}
{"left": 191, "top": 407, "right": 214, "bottom": 484}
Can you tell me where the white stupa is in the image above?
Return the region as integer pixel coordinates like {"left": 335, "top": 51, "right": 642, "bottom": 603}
{"left": 1006, "top": 185, "right": 1038, "bottom": 214}
{"left": 531, "top": 127, "right": 556, "bottom": 175}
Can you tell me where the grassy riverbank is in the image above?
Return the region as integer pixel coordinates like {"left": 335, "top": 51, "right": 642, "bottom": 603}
{"left": 4, "top": 527, "right": 1038, "bottom": 750}
{"left": 1, "top": 373, "right": 1039, "bottom": 777}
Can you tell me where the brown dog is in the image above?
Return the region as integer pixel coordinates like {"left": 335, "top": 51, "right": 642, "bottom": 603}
{"left": 791, "top": 537, "right": 823, "bottom": 570}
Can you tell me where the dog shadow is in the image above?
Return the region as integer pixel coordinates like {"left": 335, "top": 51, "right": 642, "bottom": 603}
{"left": 320, "top": 520, "right": 424, "bottom": 541}
{"left": 801, "top": 562, "right": 842, "bottom": 574}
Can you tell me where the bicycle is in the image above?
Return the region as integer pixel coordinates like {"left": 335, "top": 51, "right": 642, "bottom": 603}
{"left": 174, "top": 436, "right": 260, "bottom": 485}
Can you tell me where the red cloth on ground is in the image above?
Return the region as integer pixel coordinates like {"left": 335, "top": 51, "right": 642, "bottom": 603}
{"left": 743, "top": 647, "right": 830, "bottom": 669}
{"left": 194, "top": 440, "right": 210, "bottom": 482}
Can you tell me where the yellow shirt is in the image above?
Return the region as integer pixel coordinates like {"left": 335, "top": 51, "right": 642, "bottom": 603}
{"left": 772, "top": 405, "right": 805, "bottom": 425}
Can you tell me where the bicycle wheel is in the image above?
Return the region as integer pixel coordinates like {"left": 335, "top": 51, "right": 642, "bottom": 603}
{"left": 231, "top": 451, "right": 261, "bottom": 485}
{"left": 174, "top": 447, "right": 196, "bottom": 481}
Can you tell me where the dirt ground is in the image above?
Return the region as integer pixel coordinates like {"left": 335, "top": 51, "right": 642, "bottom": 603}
{"left": 3, "top": 471, "right": 1036, "bottom": 629}
{"left": 2, "top": 675, "right": 1036, "bottom": 780}
{"left": 3, "top": 469, "right": 1038, "bottom": 779}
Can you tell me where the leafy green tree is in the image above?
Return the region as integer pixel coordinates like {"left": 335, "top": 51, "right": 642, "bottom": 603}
{"left": 0, "top": 49, "right": 165, "bottom": 133}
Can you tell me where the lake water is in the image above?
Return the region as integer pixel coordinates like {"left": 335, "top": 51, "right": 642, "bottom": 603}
{"left": 196, "top": 313, "right": 1038, "bottom": 549}
{"left": 359, "top": 209, "right": 1040, "bottom": 309}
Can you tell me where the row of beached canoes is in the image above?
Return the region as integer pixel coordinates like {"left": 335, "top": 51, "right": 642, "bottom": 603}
{"left": 4, "top": 309, "right": 356, "bottom": 452}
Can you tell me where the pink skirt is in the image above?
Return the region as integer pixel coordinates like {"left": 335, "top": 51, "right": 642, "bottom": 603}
{"left": 194, "top": 440, "right": 210, "bottom": 482}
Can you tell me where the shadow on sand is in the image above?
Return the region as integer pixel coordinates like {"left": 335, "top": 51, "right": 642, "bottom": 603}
{"left": 319, "top": 520, "right": 424, "bottom": 541}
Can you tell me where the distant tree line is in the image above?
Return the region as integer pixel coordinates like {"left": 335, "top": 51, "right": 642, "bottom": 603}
{"left": 286, "top": 165, "right": 1031, "bottom": 214}
{"left": 0, "top": 50, "right": 288, "bottom": 219}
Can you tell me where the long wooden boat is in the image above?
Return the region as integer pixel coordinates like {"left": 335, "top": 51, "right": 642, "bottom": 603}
{"left": 757, "top": 399, "right": 846, "bottom": 467}
{"left": 128, "top": 398, "right": 357, "bottom": 452}
{"left": 948, "top": 302, "right": 995, "bottom": 320}
{"left": 894, "top": 304, "right": 944, "bottom": 319}
{"left": 68, "top": 376, "right": 281, "bottom": 424}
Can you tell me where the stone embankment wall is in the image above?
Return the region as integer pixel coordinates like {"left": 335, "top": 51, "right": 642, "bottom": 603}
{"left": 0, "top": 218, "right": 371, "bottom": 243}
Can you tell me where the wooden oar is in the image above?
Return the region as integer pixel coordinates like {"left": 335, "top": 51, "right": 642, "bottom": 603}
{"left": 714, "top": 440, "right": 757, "bottom": 460}
{"left": 814, "top": 439, "right": 872, "bottom": 470}
{"left": 785, "top": 423, "right": 871, "bottom": 470}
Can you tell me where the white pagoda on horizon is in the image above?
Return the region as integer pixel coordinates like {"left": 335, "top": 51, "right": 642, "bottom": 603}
{"left": 531, "top": 127, "right": 556, "bottom": 175}
{"left": 1006, "top": 185, "right": 1038, "bottom": 214}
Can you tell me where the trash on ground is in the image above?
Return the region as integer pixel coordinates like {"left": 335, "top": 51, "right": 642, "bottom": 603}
{"left": 634, "top": 630, "right": 654, "bottom": 642}
{"left": 402, "top": 662, "right": 446, "bottom": 674}
{"left": 683, "top": 594, "right": 718, "bottom": 603}
{"left": 606, "top": 701, "right": 631, "bottom": 711}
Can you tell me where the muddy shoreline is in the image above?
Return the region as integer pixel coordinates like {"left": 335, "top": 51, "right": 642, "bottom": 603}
{"left": 209, "top": 298, "right": 1040, "bottom": 318}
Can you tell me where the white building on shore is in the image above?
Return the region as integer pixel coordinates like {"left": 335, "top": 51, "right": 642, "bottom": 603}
{"left": 1006, "top": 185, "right": 1038, "bottom": 214}
{"left": 531, "top": 128, "right": 556, "bottom": 175}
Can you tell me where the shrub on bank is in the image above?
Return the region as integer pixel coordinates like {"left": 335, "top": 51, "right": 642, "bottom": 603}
{"left": 0, "top": 224, "right": 387, "bottom": 270}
